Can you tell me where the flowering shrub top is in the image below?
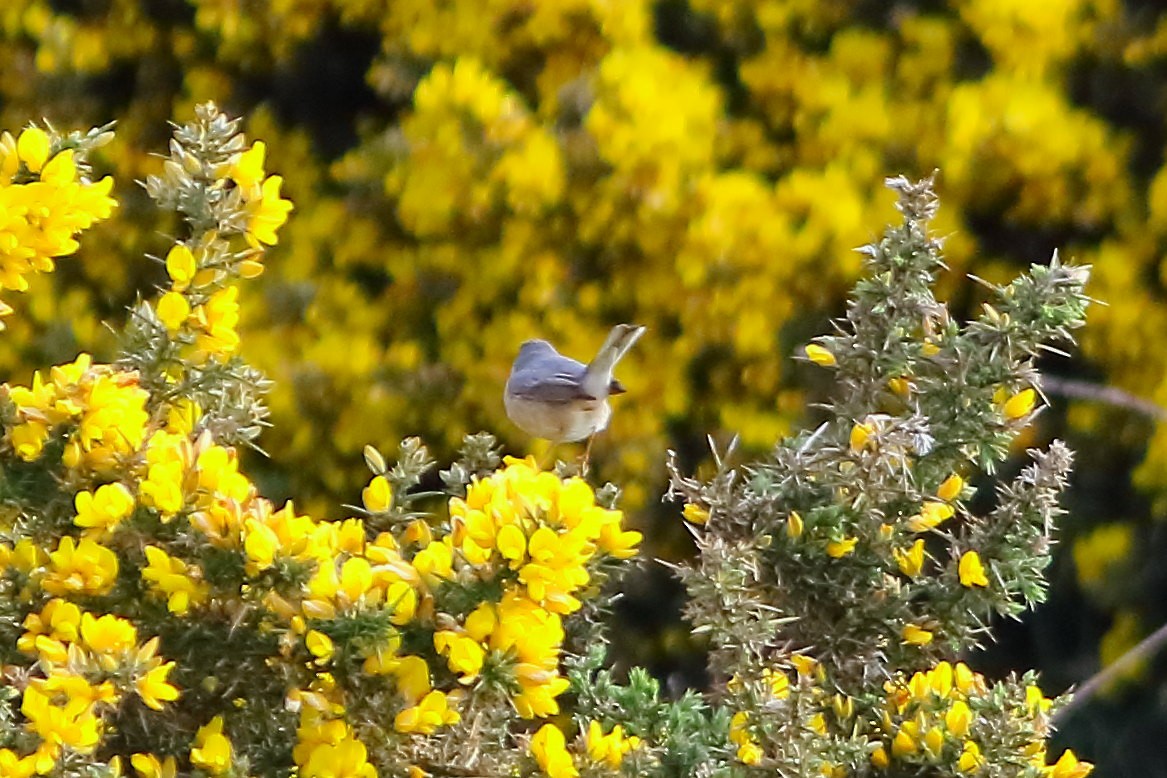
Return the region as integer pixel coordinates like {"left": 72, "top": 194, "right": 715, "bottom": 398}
{"left": 0, "top": 113, "right": 1091, "bottom": 777}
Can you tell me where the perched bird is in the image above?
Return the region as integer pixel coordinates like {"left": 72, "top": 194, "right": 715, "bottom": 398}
{"left": 504, "top": 324, "right": 645, "bottom": 463}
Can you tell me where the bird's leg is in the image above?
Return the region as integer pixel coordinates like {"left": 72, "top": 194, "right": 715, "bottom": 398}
{"left": 580, "top": 433, "right": 595, "bottom": 476}
{"left": 538, "top": 441, "right": 558, "bottom": 471}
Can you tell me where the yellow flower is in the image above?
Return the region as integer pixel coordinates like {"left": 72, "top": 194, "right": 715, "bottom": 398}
{"left": 230, "top": 141, "right": 267, "bottom": 191}
{"left": 131, "top": 753, "right": 177, "bottom": 778}
{"left": 683, "top": 503, "right": 709, "bottom": 524}
{"left": 1003, "top": 387, "right": 1037, "bottom": 419}
{"left": 392, "top": 655, "right": 431, "bottom": 703}
{"left": 136, "top": 662, "right": 180, "bottom": 710}
{"left": 826, "top": 536, "right": 858, "bottom": 558}
{"left": 958, "top": 551, "right": 990, "bottom": 587}
{"left": 891, "top": 726, "right": 918, "bottom": 757}
{"left": 16, "top": 127, "right": 51, "bottom": 172}
{"left": 73, "top": 482, "right": 135, "bottom": 536}
{"left": 1047, "top": 749, "right": 1093, "bottom": 778}
{"left": 805, "top": 343, "right": 837, "bottom": 366}
{"left": 945, "top": 699, "right": 972, "bottom": 738}
{"left": 894, "top": 539, "right": 926, "bottom": 578}
{"left": 958, "top": 741, "right": 984, "bottom": 772}
{"left": 165, "top": 244, "right": 197, "bottom": 291}
{"left": 301, "top": 734, "right": 377, "bottom": 778}
{"left": 156, "top": 291, "right": 190, "bottom": 333}
{"left": 21, "top": 683, "right": 101, "bottom": 754}
{"left": 434, "top": 630, "right": 485, "bottom": 682}
{"left": 191, "top": 716, "right": 233, "bottom": 775}
{"left": 242, "top": 175, "right": 294, "bottom": 247}
{"left": 937, "top": 473, "right": 964, "bottom": 501}
{"left": 80, "top": 612, "right": 138, "bottom": 656}
{"left": 762, "top": 667, "right": 790, "bottom": 699}
{"left": 244, "top": 519, "right": 280, "bottom": 571}
{"left": 923, "top": 726, "right": 945, "bottom": 757}
{"left": 531, "top": 723, "right": 578, "bottom": 778}
{"left": 141, "top": 546, "right": 210, "bottom": 615}
{"left": 787, "top": 511, "right": 804, "bottom": 538}
{"left": 43, "top": 536, "right": 119, "bottom": 596}
{"left": 888, "top": 377, "right": 912, "bottom": 398}
{"left": 736, "top": 741, "right": 763, "bottom": 765}
{"left": 902, "top": 624, "right": 934, "bottom": 645}
{"left": 306, "top": 630, "right": 335, "bottom": 663}
{"left": 393, "top": 690, "right": 460, "bottom": 735}
{"left": 586, "top": 720, "right": 640, "bottom": 769}
{"left": 193, "top": 285, "right": 241, "bottom": 357}
{"left": 790, "top": 654, "right": 819, "bottom": 678}
{"left": 907, "top": 501, "right": 955, "bottom": 532}
{"left": 362, "top": 474, "right": 393, "bottom": 513}
{"left": 850, "top": 420, "right": 876, "bottom": 452}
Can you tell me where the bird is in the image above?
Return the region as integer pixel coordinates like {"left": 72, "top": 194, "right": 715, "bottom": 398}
{"left": 504, "top": 324, "right": 645, "bottom": 466}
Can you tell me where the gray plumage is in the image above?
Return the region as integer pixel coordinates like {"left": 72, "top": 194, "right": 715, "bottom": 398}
{"left": 504, "top": 324, "right": 645, "bottom": 443}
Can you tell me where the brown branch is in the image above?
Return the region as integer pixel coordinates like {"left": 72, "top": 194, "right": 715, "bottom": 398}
{"left": 1055, "top": 619, "right": 1167, "bottom": 724}
{"left": 1041, "top": 376, "right": 1167, "bottom": 421}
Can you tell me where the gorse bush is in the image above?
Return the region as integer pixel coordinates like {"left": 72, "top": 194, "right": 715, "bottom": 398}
{"left": 0, "top": 109, "right": 1093, "bottom": 777}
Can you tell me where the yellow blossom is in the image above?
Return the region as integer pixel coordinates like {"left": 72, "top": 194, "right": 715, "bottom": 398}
{"left": 191, "top": 716, "right": 233, "bottom": 775}
{"left": 945, "top": 700, "right": 972, "bottom": 738}
{"left": 141, "top": 545, "right": 210, "bottom": 614}
{"left": 306, "top": 630, "right": 335, "bottom": 663}
{"left": 156, "top": 292, "right": 190, "bottom": 333}
{"left": 908, "top": 501, "right": 955, "bottom": 532}
{"left": 393, "top": 690, "right": 460, "bottom": 735}
{"left": 958, "top": 741, "right": 984, "bottom": 772}
{"left": 43, "top": 536, "right": 119, "bottom": 597}
{"left": 434, "top": 630, "right": 486, "bottom": 681}
{"left": 787, "top": 511, "right": 804, "bottom": 538}
{"left": 531, "top": 723, "right": 578, "bottom": 778}
{"left": 193, "top": 286, "right": 241, "bottom": 357}
{"left": 894, "top": 539, "right": 926, "bottom": 578}
{"left": 891, "top": 726, "right": 918, "bottom": 757}
{"left": 1047, "top": 749, "right": 1093, "bottom": 778}
{"left": 362, "top": 474, "right": 393, "bottom": 513}
{"left": 242, "top": 175, "right": 294, "bottom": 247}
{"left": 586, "top": 720, "right": 640, "bottom": 769}
{"left": 850, "top": 420, "right": 876, "bottom": 452}
{"left": 805, "top": 343, "right": 837, "bottom": 366}
{"left": 230, "top": 141, "right": 267, "bottom": 191}
{"left": 683, "top": 503, "right": 709, "bottom": 524}
{"left": 136, "top": 662, "right": 180, "bottom": 710}
{"left": 16, "top": 127, "right": 51, "bottom": 172}
{"left": 1004, "top": 387, "right": 1037, "bottom": 419}
{"left": 902, "top": 624, "right": 934, "bottom": 645}
{"left": 958, "top": 550, "right": 990, "bottom": 587}
{"left": 73, "top": 482, "right": 135, "bottom": 536}
{"left": 826, "top": 536, "right": 858, "bottom": 558}
{"left": 937, "top": 473, "right": 965, "bottom": 501}
{"left": 165, "top": 244, "right": 197, "bottom": 291}
{"left": 131, "top": 753, "right": 177, "bottom": 778}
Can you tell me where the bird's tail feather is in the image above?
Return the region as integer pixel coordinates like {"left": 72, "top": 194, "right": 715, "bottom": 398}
{"left": 583, "top": 324, "right": 645, "bottom": 397}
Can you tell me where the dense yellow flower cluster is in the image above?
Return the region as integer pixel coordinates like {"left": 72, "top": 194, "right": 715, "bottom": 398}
{"left": 871, "top": 662, "right": 1090, "bottom": 778}
{"left": 529, "top": 718, "right": 641, "bottom": 778}
{"left": 0, "top": 112, "right": 647, "bottom": 775}
{"left": 5, "top": 353, "right": 148, "bottom": 465}
{"left": 0, "top": 126, "right": 114, "bottom": 328}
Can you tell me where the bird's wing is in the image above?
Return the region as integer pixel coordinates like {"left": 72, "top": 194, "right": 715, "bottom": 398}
{"left": 508, "top": 366, "right": 594, "bottom": 402}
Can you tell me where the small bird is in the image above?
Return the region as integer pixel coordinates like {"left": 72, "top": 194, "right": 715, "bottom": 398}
{"left": 505, "top": 324, "right": 645, "bottom": 464}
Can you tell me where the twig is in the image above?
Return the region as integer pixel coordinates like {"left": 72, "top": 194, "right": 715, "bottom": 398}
{"left": 1042, "top": 376, "right": 1167, "bottom": 421}
{"left": 1037, "top": 378, "right": 1167, "bottom": 722}
{"left": 1055, "top": 619, "right": 1167, "bottom": 724}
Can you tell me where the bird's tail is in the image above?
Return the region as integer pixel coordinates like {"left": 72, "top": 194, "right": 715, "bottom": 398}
{"left": 582, "top": 324, "right": 645, "bottom": 397}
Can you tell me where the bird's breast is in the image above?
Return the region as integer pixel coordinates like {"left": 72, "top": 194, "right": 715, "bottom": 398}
{"left": 504, "top": 395, "right": 611, "bottom": 442}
